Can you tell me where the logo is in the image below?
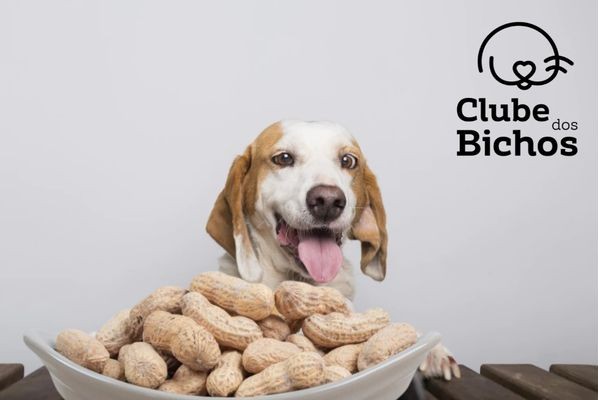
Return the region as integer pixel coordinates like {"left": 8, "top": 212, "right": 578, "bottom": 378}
{"left": 453, "top": 22, "right": 579, "bottom": 157}
{"left": 477, "top": 22, "right": 573, "bottom": 90}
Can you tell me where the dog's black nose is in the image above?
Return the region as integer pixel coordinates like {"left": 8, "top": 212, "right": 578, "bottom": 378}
{"left": 306, "top": 185, "right": 346, "bottom": 223}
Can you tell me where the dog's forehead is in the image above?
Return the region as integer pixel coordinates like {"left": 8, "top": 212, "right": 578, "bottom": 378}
{"left": 276, "top": 120, "right": 356, "bottom": 152}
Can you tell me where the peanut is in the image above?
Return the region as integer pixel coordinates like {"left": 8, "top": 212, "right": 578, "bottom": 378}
{"left": 271, "top": 305, "right": 302, "bottom": 334}
{"left": 181, "top": 292, "right": 263, "bottom": 351}
{"left": 270, "top": 305, "right": 285, "bottom": 320}
{"left": 323, "top": 343, "right": 364, "bottom": 373}
{"left": 357, "top": 323, "right": 418, "bottom": 371}
{"left": 128, "top": 286, "right": 187, "bottom": 340}
{"left": 235, "top": 352, "right": 326, "bottom": 397}
{"left": 257, "top": 315, "right": 291, "bottom": 341}
{"left": 158, "top": 365, "right": 207, "bottom": 395}
{"left": 101, "top": 358, "right": 125, "bottom": 381}
{"left": 118, "top": 342, "right": 167, "bottom": 388}
{"left": 286, "top": 333, "right": 321, "bottom": 354}
{"left": 206, "top": 350, "right": 244, "bottom": 397}
{"left": 190, "top": 271, "right": 273, "bottom": 320}
{"left": 96, "top": 308, "right": 133, "bottom": 357}
{"left": 143, "top": 310, "right": 221, "bottom": 371}
{"left": 55, "top": 329, "right": 110, "bottom": 373}
{"left": 274, "top": 281, "right": 350, "bottom": 320}
{"left": 302, "top": 308, "right": 390, "bottom": 348}
{"left": 242, "top": 338, "right": 301, "bottom": 374}
{"left": 324, "top": 365, "right": 351, "bottom": 383}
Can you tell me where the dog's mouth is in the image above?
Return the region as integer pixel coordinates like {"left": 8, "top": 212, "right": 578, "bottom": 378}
{"left": 275, "top": 213, "right": 343, "bottom": 284}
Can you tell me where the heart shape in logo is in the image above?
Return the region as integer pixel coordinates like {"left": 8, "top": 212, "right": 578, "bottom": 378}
{"left": 512, "top": 60, "right": 536, "bottom": 80}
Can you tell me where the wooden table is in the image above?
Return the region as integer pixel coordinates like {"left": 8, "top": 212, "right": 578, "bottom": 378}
{"left": 427, "top": 364, "right": 597, "bottom": 400}
{"left": 0, "top": 363, "right": 596, "bottom": 399}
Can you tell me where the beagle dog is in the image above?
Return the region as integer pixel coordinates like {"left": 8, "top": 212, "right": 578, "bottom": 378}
{"left": 206, "top": 120, "right": 459, "bottom": 382}
{"left": 206, "top": 120, "right": 386, "bottom": 299}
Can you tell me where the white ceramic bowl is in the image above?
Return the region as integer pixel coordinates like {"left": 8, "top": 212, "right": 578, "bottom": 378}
{"left": 24, "top": 330, "right": 440, "bottom": 400}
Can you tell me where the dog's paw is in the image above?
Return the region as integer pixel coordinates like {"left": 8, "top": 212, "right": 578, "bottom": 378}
{"left": 419, "top": 343, "right": 461, "bottom": 381}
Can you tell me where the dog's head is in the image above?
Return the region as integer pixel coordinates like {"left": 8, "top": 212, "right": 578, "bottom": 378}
{"left": 206, "top": 120, "right": 387, "bottom": 284}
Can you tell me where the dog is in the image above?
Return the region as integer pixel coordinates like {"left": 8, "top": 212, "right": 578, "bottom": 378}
{"left": 206, "top": 120, "right": 459, "bottom": 382}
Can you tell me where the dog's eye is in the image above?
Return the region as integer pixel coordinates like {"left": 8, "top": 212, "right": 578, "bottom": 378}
{"left": 272, "top": 152, "right": 294, "bottom": 167}
{"left": 340, "top": 153, "right": 358, "bottom": 169}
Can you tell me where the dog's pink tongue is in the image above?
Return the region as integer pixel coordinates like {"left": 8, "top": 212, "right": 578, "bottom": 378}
{"left": 297, "top": 236, "right": 342, "bottom": 283}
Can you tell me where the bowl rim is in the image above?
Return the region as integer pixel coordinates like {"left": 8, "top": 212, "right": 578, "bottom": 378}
{"left": 24, "top": 330, "right": 441, "bottom": 399}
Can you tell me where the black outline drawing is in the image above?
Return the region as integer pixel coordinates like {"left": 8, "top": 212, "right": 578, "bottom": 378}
{"left": 478, "top": 22, "right": 573, "bottom": 90}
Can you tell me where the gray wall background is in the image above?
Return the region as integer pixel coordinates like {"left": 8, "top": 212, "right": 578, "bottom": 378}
{"left": 1, "top": 0, "right": 596, "bottom": 373}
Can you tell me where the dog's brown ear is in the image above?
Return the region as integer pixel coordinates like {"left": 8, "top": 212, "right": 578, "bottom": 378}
{"left": 349, "top": 162, "right": 387, "bottom": 281}
{"left": 206, "top": 146, "right": 262, "bottom": 282}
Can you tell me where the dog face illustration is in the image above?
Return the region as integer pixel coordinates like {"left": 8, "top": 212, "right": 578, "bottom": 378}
{"left": 478, "top": 22, "right": 573, "bottom": 90}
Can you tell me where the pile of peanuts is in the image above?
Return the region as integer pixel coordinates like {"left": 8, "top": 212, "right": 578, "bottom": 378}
{"left": 55, "top": 271, "right": 417, "bottom": 397}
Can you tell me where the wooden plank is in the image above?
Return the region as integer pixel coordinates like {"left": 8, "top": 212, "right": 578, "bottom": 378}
{"left": 0, "top": 364, "right": 24, "bottom": 391}
{"left": 0, "top": 367, "right": 62, "bottom": 400}
{"left": 426, "top": 365, "right": 525, "bottom": 400}
{"left": 550, "top": 364, "right": 598, "bottom": 392}
{"left": 424, "top": 391, "right": 438, "bottom": 400}
{"left": 481, "top": 364, "right": 596, "bottom": 400}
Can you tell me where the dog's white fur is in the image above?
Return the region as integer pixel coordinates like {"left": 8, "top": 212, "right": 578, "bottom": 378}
{"left": 256, "top": 121, "right": 357, "bottom": 233}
